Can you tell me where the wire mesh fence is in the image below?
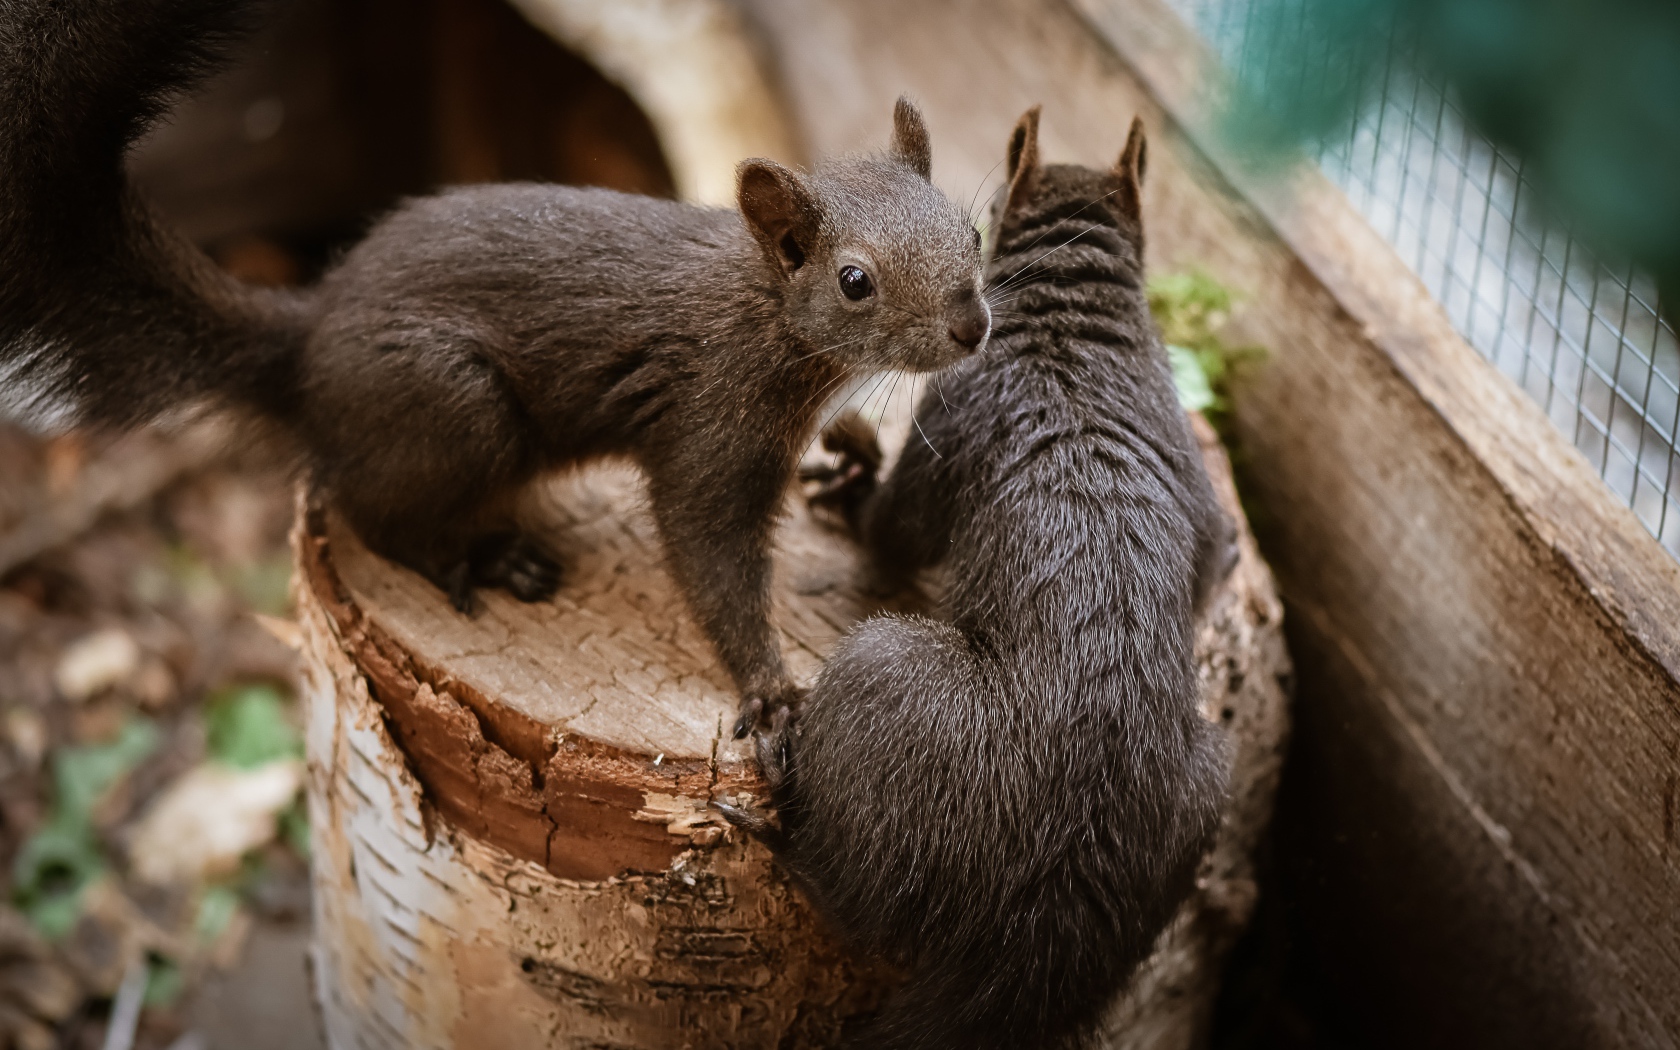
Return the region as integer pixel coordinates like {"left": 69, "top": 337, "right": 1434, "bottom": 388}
{"left": 1166, "top": 0, "right": 1680, "bottom": 558}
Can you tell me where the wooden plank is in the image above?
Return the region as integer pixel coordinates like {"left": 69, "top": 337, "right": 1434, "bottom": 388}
{"left": 726, "top": 0, "right": 1680, "bottom": 1044}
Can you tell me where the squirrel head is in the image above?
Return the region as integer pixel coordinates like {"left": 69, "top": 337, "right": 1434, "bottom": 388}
{"left": 989, "top": 106, "right": 1149, "bottom": 273}
{"left": 736, "top": 97, "right": 989, "bottom": 373}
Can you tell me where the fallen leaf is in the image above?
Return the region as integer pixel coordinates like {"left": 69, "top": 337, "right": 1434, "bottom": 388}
{"left": 53, "top": 629, "right": 141, "bottom": 703}
{"left": 3, "top": 708, "right": 47, "bottom": 770}
{"left": 127, "top": 762, "right": 303, "bottom": 886}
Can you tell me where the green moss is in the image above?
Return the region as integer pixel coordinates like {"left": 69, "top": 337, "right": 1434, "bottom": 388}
{"left": 1149, "top": 269, "right": 1266, "bottom": 436}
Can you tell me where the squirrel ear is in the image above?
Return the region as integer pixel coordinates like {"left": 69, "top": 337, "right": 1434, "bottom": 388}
{"left": 1110, "top": 116, "right": 1148, "bottom": 223}
{"left": 890, "top": 96, "right": 933, "bottom": 180}
{"left": 1003, "top": 105, "right": 1043, "bottom": 217}
{"left": 738, "top": 160, "right": 821, "bottom": 277}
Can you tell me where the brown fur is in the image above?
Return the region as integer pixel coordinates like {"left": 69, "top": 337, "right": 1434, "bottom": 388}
{"left": 0, "top": 0, "right": 990, "bottom": 729}
{"left": 731, "top": 111, "right": 1234, "bottom": 1049}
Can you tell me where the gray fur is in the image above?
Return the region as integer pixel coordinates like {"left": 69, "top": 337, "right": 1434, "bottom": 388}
{"left": 0, "top": 0, "right": 989, "bottom": 727}
{"left": 747, "top": 111, "right": 1235, "bottom": 1049}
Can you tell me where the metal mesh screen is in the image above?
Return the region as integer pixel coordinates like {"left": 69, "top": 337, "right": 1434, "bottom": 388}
{"left": 1166, "top": 0, "right": 1680, "bottom": 557}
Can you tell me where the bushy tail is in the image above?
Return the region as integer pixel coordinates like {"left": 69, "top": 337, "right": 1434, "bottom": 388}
{"left": 850, "top": 934, "right": 1114, "bottom": 1050}
{"left": 759, "top": 611, "right": 1225, "bottom": 1050}
{"left": 0, "top": 0, "right": 309, "bottom": 429}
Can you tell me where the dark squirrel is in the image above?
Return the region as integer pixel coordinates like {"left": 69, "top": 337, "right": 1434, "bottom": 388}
{"left": 729, "top": 110, "right": 1236, "bottom": 1049}
{"left": 0, "top": 0, "right": 990, "bottom": 731}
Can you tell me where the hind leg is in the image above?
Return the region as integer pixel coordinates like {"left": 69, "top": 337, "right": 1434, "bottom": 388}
{"left": 332, "top": 480, "right": 562, "bottom": 614}
{"left": 463, "top": 530, "right": 562, "bottom": 604}
{"left": 412, "top": 521, "right": 563, "bottom": 615}
{"left": 305, "top": 323, "right": 565, "bottom": 612}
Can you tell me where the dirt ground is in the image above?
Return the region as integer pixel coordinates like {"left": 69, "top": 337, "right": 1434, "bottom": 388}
{"left": 0, "top": 421, "right": 324, "bottom": 1050}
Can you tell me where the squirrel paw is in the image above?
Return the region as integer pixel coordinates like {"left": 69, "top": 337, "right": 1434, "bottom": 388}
{"left": 716, "top": 708, "right": 795, "bottom": 848}
{"left": 801, "top": 411, "right": 883, "bottom": 520}
{"left": 732, "top": 681, "right": 805, "bottom": 740}
{"left": 445, "top": 532, "right": 563, "bottom": 614}
{"left": 477, "top": 533, "right": 563, "bottom": 602}
{"left": 712, "top": 798, "right": 785, "bottom": 851}
{"left": 752, "top": 706, "right": 796, "bottom": 791}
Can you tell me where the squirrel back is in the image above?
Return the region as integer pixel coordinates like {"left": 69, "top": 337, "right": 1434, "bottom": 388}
{"left": 0, "top": 0, "right": 991, "bottom": 736}
{"left": 747, "top": 111, "right": 1234, "bottom": 1049}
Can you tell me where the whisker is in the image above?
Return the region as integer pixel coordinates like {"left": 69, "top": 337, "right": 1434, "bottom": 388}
{"left": 873, "top": 369, "right": 904, "bottom": 448}
{"left": 989, "top": 214, "right": 1118, "bottom": 295}
{"left": 793, "top": 370, "right": 858, "bottom": 431}
{"left": 817, "top": 369, "right": 887, "bottom": 439}
{"left": 910, "top": 401, "right": 942, "bottom": 459}
{"left": 784, "top": 332, "right": 869, "bottom": 367}
{"left": 965, "top": 155, "right": 1009, "bottom": 228}
{"left": 995, "top": 187, "right": 1124, "bottom": 264}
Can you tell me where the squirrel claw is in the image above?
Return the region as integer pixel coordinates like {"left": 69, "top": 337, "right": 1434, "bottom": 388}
{"left": 732, "top": 698, "right": 763, "bottom": 740}
{"left": 753, "top": 708, "right": 795, "bottom": 791}
{"left": 733, "top": 684, "right": 804, "bottom": 739}
{"left": 476, "top": 534, "right": 562, "bottom": 603}
{"left": 820, "top": 411, "right": 883, "bottom": 466}
{"left": 803, "top": 412, "right": 883, "bottom": 521}
{"left": 445, "top": 563, "right": 478, "bottom": 616}
{"left": 711, "top": 799, "right": 785, "bottom": 851}
{"left": 806, "top": 461, "right": 871, "bottom": 506}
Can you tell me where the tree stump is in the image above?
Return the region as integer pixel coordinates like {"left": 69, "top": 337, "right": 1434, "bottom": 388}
{"left": 292, "top": 416, "right": 1290, "bottom": 1050}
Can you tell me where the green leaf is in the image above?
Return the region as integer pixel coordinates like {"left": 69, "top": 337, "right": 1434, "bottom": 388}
{"left": 1148, "top": 269, "right": 1267, "bottom": 434}
{"left": 13, "top": 717, "right": 158, "bottom": 939}
{"left": 1168, "top": 344, "right": 1218, "bottom": 412}
{"left": 205, "top": 684, "right": 301, "bottom": 770}
{"left": 22, "top": 887, "right": 92, "bottom": 941}
{"left": 1148, "top": 269, "right": 1233, "bottom": 351}
{"left": 194, "top": 885, "right": 242, "bottom": 944}
{"left": 13, "top": 819, "right": 106, "bottom": 939}
{"left": 52, "top": 718, "right": 160, "bottom": 823}
{"left": 144, "top": 956, "right": 185, "bottom": 1008}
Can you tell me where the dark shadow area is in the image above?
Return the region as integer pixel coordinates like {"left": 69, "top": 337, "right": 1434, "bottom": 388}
{"left": 131, "top": 0, "right": 675, "bottom": 284}
{"left": 1211, "top": 600, "right": 1602, "bottom": 1050}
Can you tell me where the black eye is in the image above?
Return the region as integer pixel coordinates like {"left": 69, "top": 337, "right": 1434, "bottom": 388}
{"left": 973, "top": 227, "right": 983, "bottom": 250}
{"left": 838, "top": 265, "right": 874, "bottom": 301}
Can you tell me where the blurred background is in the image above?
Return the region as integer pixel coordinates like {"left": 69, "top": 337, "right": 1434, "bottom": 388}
{"left": 2, "top": 0, "right": 1677, "bottom": 1047}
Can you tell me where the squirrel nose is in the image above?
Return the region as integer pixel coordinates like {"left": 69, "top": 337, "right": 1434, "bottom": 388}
{"left": 947, "top": 295, "right": 990, "bottom": 351}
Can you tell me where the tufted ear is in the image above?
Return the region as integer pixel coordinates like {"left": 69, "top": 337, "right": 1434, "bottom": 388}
{"left": 1111, "top": 116, "right": 1148, "bottom": 223}
{"left": 1003, "top": 105, "right": 1043, "bottom": 217}
{"left": 890, "top": 96, "right": 933, "bottom": 180}
{"left": 738, "top": 159, "right": 822, "bottom": 277}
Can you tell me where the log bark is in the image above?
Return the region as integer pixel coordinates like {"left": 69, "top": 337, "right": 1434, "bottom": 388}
{"left": 294, "top": 416, "right": 1289, "bottom": 1049}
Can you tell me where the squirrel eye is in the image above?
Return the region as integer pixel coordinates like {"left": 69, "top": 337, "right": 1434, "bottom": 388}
{"left": 973, "top": 227, "right": 983, "bottom": 250}
{"left": 838, "top": 265, "right": 874, "bottom": 301}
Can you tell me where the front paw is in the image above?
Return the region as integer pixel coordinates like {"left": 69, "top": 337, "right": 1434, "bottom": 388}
{"left": 731, "top": 681, "right": 805, "bottom": 740}
{"left": 801, "top": 411, "right": 882, "bottom": 520}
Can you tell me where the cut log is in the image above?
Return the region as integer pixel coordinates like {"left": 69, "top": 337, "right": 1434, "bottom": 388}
{"left": 293, "top": 415, "right": 1289, "bottom": 1049}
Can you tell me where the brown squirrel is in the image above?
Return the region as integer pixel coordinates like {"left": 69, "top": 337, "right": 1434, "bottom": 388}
{"left": 726, "top": 110, "right": 1235, "bottom": 1049}
{"left": 0, "top": 0, "right": 990, "bottom": 731}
